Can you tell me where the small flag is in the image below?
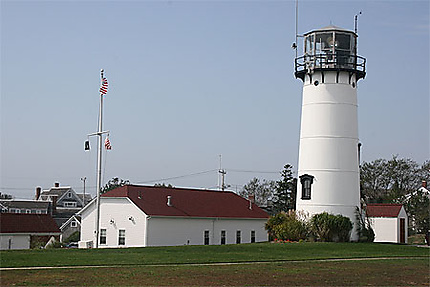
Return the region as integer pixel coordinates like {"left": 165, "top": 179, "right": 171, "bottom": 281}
{"left": 104, "top": 137, "right": 112, "bottom": 150}
{"left": 100, "top": 78, "right": 108, "bottom": 95}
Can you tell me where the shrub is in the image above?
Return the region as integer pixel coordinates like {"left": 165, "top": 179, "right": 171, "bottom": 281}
{"left": 355, "top": 207, "right": 375, "bottom": 242}
{"left": 64, "top": 231, "right": 80, "bottom": 243}
{"left": 266, "top": 210, "right": 309, "bottom": 241}
{"left": 311, "top": 212, "right": 352, "bottom": 242}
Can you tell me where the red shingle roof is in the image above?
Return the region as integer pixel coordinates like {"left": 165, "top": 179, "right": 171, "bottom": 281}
{"left": 0, "top": 213, "right": 60, "bottom": 234}
{"left": 101, "top": 185, "right": 269, "bottom": 219}
{"left": 366, "top": 204, "right": 403, "bottom": 218}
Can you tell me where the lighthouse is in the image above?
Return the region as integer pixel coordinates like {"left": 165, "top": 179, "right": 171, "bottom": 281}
{"left": 294, "top": 25, "right": 366, "bottom": 240}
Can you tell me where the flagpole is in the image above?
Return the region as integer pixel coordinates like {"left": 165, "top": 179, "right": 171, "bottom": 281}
{"left": 94, "top": 69, "right": 104, "bottom": 249}
{"left": 86, "top": 69, "right": 109, "bottom": 249}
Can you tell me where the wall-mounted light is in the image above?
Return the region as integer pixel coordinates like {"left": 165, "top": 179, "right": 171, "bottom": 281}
{"left": 109, "top": 219, "right": 115, "bottom": 224}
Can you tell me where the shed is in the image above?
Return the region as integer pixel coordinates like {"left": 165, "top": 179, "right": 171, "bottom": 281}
{"left": 366, "top": 204, "right": 408, "bottom": 243}
{"left": 0, "top": 213, "right": 61, "bottom": 250}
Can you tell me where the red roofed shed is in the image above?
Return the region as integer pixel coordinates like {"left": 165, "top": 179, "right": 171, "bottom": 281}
{"left": 366, "top": 204, "right": 403, "bottom": 218}
{"left": 0, "top": 213, "right": 60, "bottom": 250}
{"left": 366, "top": 204, "right": 408, "bottom": 243}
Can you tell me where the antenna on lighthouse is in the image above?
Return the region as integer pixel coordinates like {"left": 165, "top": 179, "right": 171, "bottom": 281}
{"left": 292, "top": 0, "right": 300, "bottom": 58}
{"left": 354, "top": 11, "right": 362, "bottom": 34}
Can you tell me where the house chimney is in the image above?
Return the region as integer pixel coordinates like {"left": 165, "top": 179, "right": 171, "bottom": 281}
{"left": 35, "top": 187, "right": 41, "bottom": 200}
{"left": 54, "top": 182, "right": 60, "bottom": 188}
{"left": 167, "top": 195, "right": 172, "bottom": 207}
{"left": 51, "top": 195, "right": 58, "bottom": 214}
{"left": 422, "top": 181, "right": 427, "bottom": 189}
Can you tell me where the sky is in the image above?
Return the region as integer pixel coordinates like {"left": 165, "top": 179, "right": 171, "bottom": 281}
{"left": 1, "top": 0, "right": 429, "bottom": 199}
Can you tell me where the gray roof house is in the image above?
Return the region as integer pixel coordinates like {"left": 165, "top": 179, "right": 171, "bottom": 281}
{"left": 36, "top": 182, "right": 92, "bottom": 228}
{"left": 0, "top": 200, "right": 51, "bottom": 214}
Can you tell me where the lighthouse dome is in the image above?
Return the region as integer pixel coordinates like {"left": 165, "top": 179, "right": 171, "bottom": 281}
{"left": 307, "top": 25, "right": 355, "bottom": 35}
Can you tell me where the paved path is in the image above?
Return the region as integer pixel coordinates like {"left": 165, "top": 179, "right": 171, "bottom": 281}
{"left": 1, "top": 256, "right": 427, "bottom": 271}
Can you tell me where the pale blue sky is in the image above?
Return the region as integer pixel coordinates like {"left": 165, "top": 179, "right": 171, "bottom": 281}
{"left": 1, "top": 0, "right": 429, "bottom": 199}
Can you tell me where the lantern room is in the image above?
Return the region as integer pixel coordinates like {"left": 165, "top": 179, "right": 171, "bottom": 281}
{"left": 295, "top": 25, "right": 366, "bottom": 81}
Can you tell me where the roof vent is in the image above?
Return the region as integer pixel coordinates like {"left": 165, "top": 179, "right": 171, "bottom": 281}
{"left": 167, "top": 195, "right": 172, "bottom": 207}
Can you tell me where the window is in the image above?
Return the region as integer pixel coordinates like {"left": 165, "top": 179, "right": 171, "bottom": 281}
{"left": 118, "top": 229, "right": 125, "bottom": 246}
{"left": 204, "top": 230, "right": 210, "bottom": 245}
{"left": 251, "top": 230, "right": 256, "bottom": 243}
{"left": 100, "top": 229, "right": 107, "bottom": 245}
{"left": 71, "top": 221, "right": 77, "bottom": 228}
{"left": 26, "top": 209, "right": 31, "bottom": 214}
{"left": 36, "top": 210, "right": 42, "bottom": 214}
{"left": 236, "top": 230, "right": 241, "bottom": 244}
{"left": 14, "top": 209, "right": 20, "bottom": 213}
{"left": 300, "top": 174, "right": 314, "bottom": 200}
{"left": 220, "top": 230, "right": 226, "bottom": 245}
{"left": 64, "top": 202, "right": 77, "bottom": 207}
{"left": 67, "top": 192, "right": 72, "bottom": 198}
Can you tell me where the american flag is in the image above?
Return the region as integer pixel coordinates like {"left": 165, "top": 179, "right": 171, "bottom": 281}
{"left": 100, "top": 78, "right": 108, "bottom": 95}
{"left": 104, "top": 137, "right": 112, "bottom": 150}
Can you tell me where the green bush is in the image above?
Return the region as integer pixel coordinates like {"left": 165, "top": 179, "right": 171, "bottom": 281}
{"left": 266, "top": 211, "right": 309, "bottom": 241}
{"left": 64, "top": 231, "right": 80, "bottom": 243}
{"left": 311, "top": 212, "right": 352, "bottom": 242}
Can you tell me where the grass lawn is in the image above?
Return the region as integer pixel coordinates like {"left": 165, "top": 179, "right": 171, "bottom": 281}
{"left": 1, "top": 242, "right": 429, "bottom": 286}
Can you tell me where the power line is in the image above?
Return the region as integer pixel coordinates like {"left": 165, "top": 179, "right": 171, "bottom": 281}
{"left": 133, "top": 169, "right": 218, "bottom": 184}
{"left": 227, "top": 169, "right": 279, "bottom": 174}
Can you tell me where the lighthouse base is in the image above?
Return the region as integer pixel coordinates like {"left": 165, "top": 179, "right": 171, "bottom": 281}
{"left": 296, "top": 204, "right": 360, "bottom": 241}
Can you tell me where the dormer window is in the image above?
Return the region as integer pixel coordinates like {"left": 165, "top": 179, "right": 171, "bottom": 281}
{"left": 300, "top": 174, "right": 314, "bottom": 200}
{"left": 64, "top": 202, "right": 77, "bottom": 207}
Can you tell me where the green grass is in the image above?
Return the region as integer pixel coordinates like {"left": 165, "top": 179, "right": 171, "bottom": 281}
{"left": 1, "top": 242, "right": 428, "bottom": 268}
{"left": 2, "top": 258, "right": 429, "bottom": 286}
{"left": 2, "top": 243, "right": 428, "bottom": 286}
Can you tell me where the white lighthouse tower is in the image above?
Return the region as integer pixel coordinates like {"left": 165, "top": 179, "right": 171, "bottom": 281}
{"left": 295, "top": 25, "right": 366, "bottom": 240}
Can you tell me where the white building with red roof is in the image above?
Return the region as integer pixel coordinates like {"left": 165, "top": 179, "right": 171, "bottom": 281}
{"left": 0, "top": 213, "right": 60, "bottom": 250}
{"left": 366, "top": 204, "right": 408, "bottom": 244}
{"left": 78, "top": 185, "right": 269, "bottom": 248}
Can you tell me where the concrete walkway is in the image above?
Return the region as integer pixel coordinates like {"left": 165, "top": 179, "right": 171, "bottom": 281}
{"left": 1, "top": 256, "right": 427, "bottom": 271}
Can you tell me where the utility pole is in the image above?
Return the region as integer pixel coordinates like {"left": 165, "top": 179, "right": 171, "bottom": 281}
{"left": 81, "top": 176, "right": 87, "bottom": 206}
{"left": 218, "top": 155, "right": 227, "bottom": 191}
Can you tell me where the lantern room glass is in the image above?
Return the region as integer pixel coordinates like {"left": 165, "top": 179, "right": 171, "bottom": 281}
{"left": 304, "top": 31, "right": 356, "bottom": 56}
{"left": 304, "top": 30, "right": 357, "bottom": 69}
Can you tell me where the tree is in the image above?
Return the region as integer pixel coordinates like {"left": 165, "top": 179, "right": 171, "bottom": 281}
{"left": 101, "top": 177, "right": 130, "bottom": 194}
{"left": 360, "top": 158, "right": 391, "bottom": 202}
{"left": 154, "top": 183, "right": 174, "bottom": 188}
{"left": 360, "top": 155, "right": 423, "bottom": 203}
{"left": 405, "top": 189, "right": 430, "bottom": 234}
{"left": 272, "top": 164, "right": 297, "bottom": 213}
{"left": 360, "top": 156, "right": 429, "bottom": 234}
{"left": 239, "top": 177, "right": 276, "bottom": 207}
